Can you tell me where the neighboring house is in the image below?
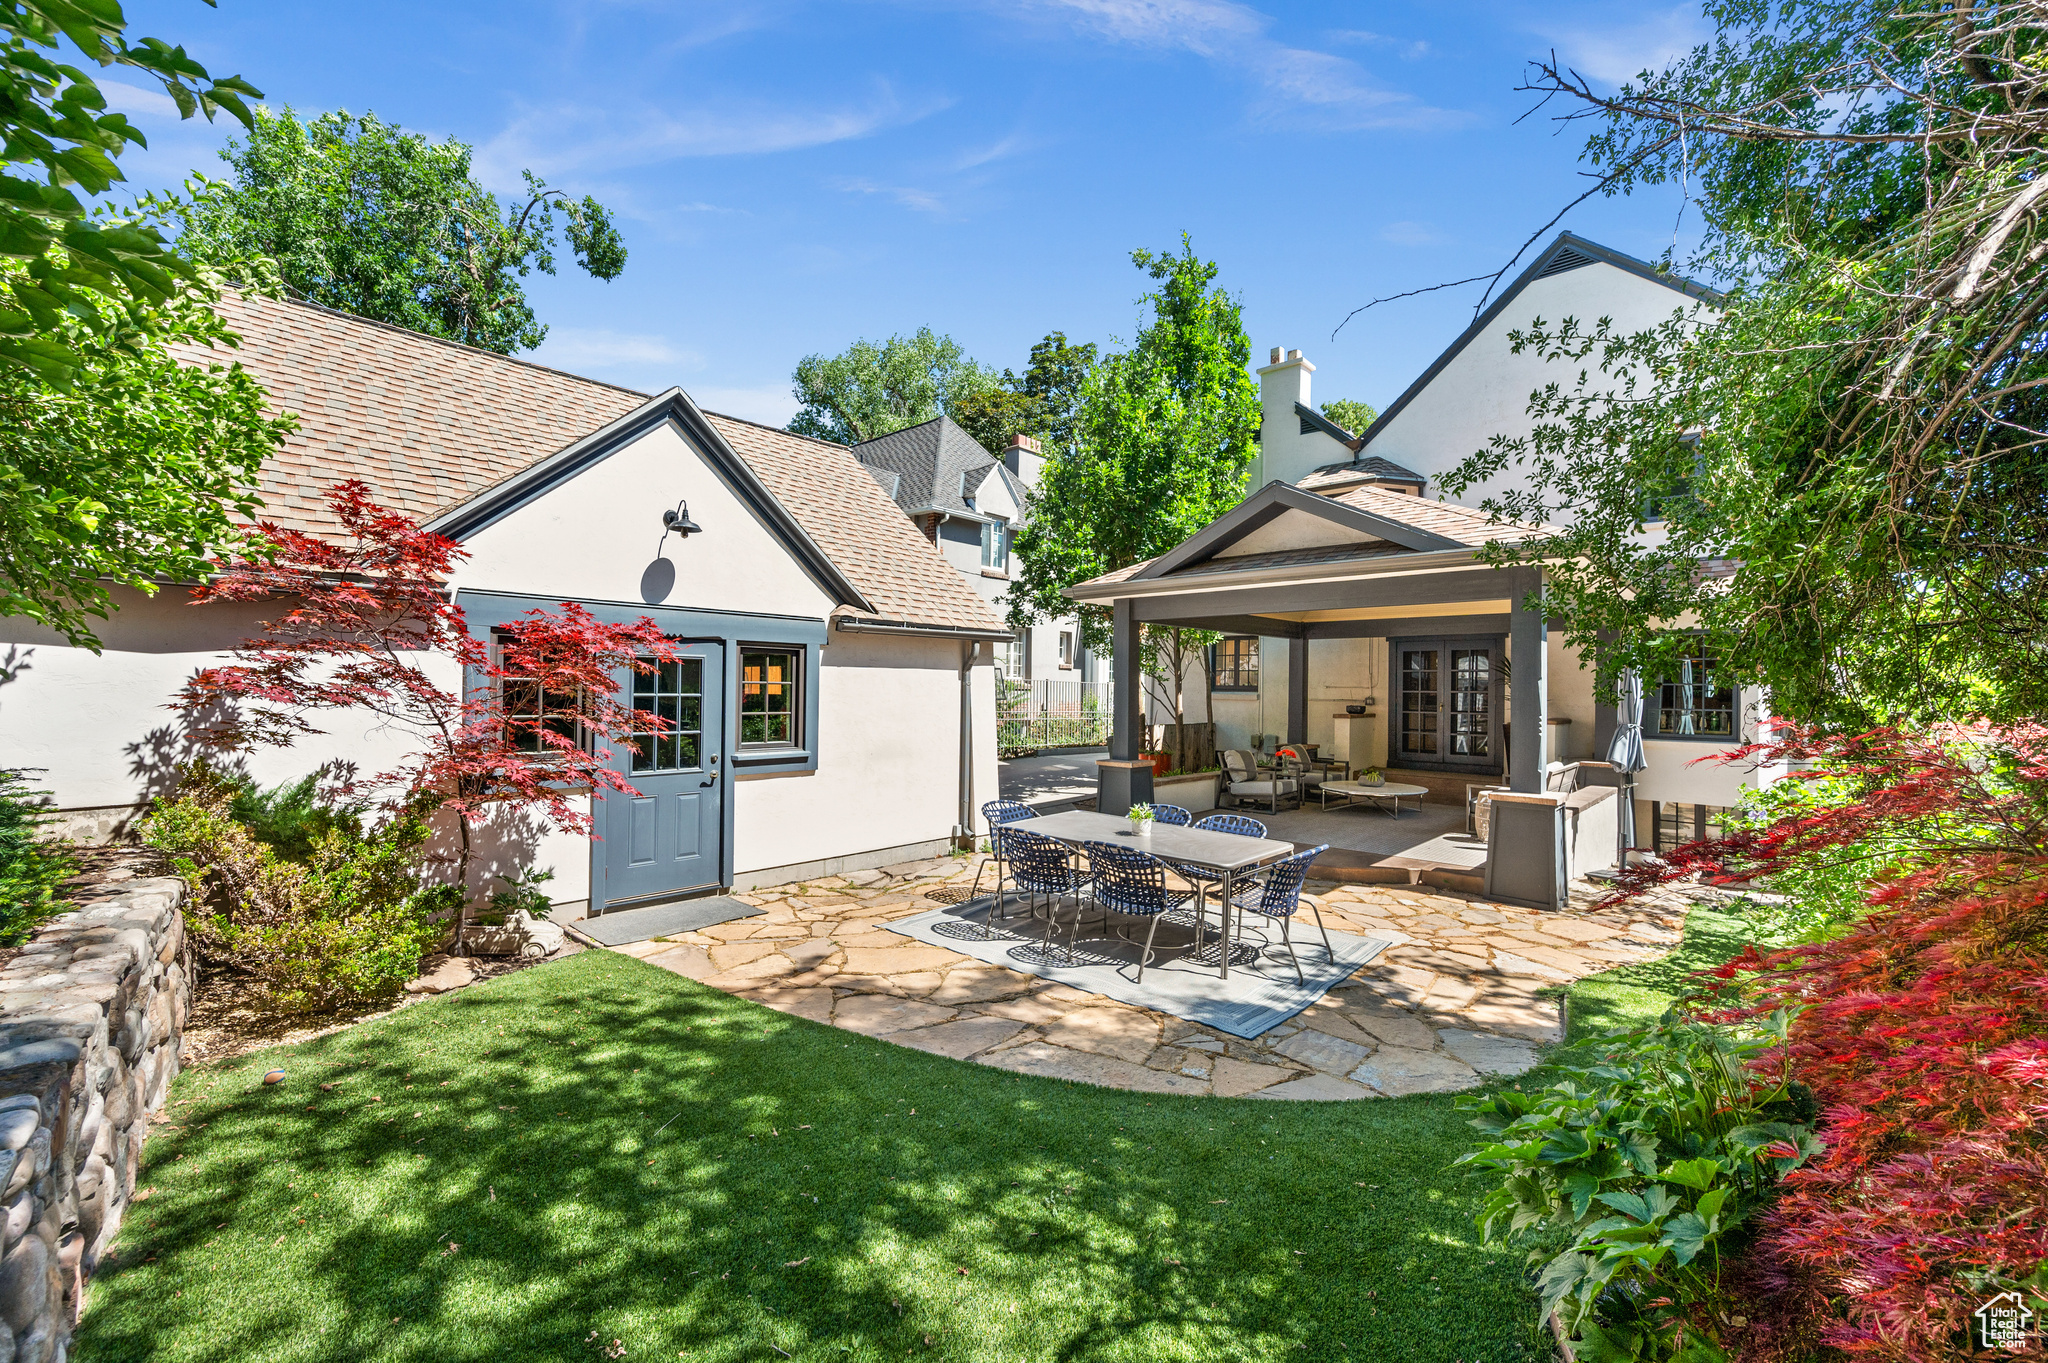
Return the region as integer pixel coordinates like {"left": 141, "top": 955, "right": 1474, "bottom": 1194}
{"left": 852, "top": 416, "right": 1099, "bottom": 688}
{"left": 0, "top": 295, "right": 1011, "bottom": 914}
{"left": 1165, "top": 233, "right": 1759, "bottom": 852}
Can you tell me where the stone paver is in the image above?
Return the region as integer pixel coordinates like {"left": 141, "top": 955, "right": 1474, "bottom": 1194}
{"left": 591, "top": 848, "right": 1714, "bottom": 1100}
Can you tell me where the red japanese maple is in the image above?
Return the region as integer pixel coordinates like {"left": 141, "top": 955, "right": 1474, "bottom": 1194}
{"left": 1615, "top": 723, "right": 2048, "bottom": 1360}
{"left": 177, "top": 481, "right": 679, "bottom": 925}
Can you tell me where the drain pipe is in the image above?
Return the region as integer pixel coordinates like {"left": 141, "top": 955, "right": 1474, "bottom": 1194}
{"left": 955, "top": 639, "right": 982, "bottom": 851}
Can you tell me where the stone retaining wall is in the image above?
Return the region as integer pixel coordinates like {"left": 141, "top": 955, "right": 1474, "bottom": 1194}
{"left": 0, "top": 871, "right": 191, "bottom": 1363}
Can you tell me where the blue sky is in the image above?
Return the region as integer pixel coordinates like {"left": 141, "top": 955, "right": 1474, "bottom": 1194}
{"left": 114, "top": 0, "right": 1709, "bottom": 427}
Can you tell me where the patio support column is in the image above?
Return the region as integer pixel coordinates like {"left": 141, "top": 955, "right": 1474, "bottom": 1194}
{"left": 1509, "top": 569, "right": 1548, "bottom": 792}
{"left": 1097, "top": 597, "right": 1152, "bottom": 815}
{"left": 1286, "top": 636, "right": 1308, "bottom": 745}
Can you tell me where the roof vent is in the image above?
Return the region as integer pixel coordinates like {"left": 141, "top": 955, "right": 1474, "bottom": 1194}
{"left": 1535, "top": 244, "right": 1596, "bottom": 279}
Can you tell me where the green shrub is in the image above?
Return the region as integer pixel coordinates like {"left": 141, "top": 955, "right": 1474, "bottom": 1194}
{"left": 223, "top": 767, "right": 366, "bottom": 863}
{"left": 0, "top": 768, "right": 72, "bottom": 945}
{"left": 143, "top": 766, "right": 446, "bottom": 1014}
{"left": 1457, "top": 1010, "right": 1823, "bottom": 1361}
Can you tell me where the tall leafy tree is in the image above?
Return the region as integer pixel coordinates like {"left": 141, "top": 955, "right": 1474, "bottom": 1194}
{"left": 1008, "top": 236, "right": 1260, "bottom": 764}
{"left": 1438, "top": 0, "right": 2048, "bottom": 726}
{"left": 1319, "top": 398, "right": 1377, "bottom": 437}
{"left": 175, "top": 107, "right": 626, "bottom": 354}
{"left": 788, "top": 326, "right": 1003, "bottom": 446}
{"left": 0, "top": 1, "right": 290, "bottom": 648}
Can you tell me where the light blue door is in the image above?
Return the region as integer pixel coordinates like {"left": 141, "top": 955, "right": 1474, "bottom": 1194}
{"left": 600, "top": 643, "right": 723, "bottom": 907}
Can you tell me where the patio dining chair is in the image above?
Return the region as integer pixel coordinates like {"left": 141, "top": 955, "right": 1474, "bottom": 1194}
{"left": 968, "top": 798, "right": 1038, "bottom": 937}
{"left": 1227, "top": 843, "right": 1334, "bottom": 984}
{"left": 1006, "top": 829, "right": 1093, "bottom": 964}
{"left": 1081, "top": 840, "right": 1193, "bottom": 983}
{"left": 1162, "top": 813, "right": 1269, "bottom": 956}
{"left": 1150, "top": 804, "right": 1193, "bottom": 826}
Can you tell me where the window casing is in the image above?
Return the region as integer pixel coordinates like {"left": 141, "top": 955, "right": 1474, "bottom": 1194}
{"left": 980, "top": 517, "right": 1010, "bottom": 573}
{"left": 499, "top": 637, "right": 586, "bottom": 755}
{"left": 740, "top": 649, "right": 800, "bottom": 749}
{"left": 1657, "top": 639, "right": 1737, "bottom": 738}
{"left": 1210, "top": 636, "right": 1259, "bottom": 692}
{"left": 1653, "top": 802, "right": 1731, "bottom": 852}
{"left": 1058, "top": 630, "right": 1074, "bottom": 669}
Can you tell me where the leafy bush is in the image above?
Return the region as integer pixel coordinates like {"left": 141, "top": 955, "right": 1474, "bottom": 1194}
{"left": 1459, "top": 1011, "right": 1822, "bottom": 1360}
{"left": 0, "top": 769, "right": 72, "bottom": 945}
{"left": 480, "top": 867, "right": 554, "bottom": 926}
{"left": 1618, "top": 722, "right": 2048, "bottom": 1360}
{"left": 143, "top": 766, "right": 447, "bottom": 1013}
{"left": 224, "top": 767, "right": 366, "bottom": 863}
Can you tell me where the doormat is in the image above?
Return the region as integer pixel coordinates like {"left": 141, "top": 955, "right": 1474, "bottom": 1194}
{"left": 883, "top": 895, "right": 1391, "bottom": 1040}
{"left": 580, "top": 896, "right": 762, "bottom": 946}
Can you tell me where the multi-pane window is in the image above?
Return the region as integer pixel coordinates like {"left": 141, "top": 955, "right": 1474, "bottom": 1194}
{"left": 1447, "top": 648, "right": 1491, "bottom": 757}
{"left": 501, "top": 642, "right": 584, "bottom": 755}
{"left": 981, "top": 517, "right": 1010, "bottom": 573}
{"left": 1654, "top": 801, "right": 1731, "bottom": 852}
{"left": 1400, "top": 648, "right": 1439, "bottom": 755}
{"left": 741, "top": 649, "right": 800, "bottom": 748}
{"left": 1210, "top": 636, "right": 1259, "bottom": 692}
{"left": 629, "top": 657, "right": 703, "bottom": 773}
{"left": 1658, "top": 639, "right": 1737, "bottom": 737}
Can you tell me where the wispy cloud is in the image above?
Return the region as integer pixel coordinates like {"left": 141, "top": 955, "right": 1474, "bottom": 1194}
{"left": 1542, "top": 5, "right": 1708, "bottom": 86}
{"left": 1379, "top": 220, "right": 1442, "bottom": 246}
{"left": 1328, "top": 29, "right": 1430, "bottom": 60}
{"left": 1013, "top": 0, "right": 1468, "bottom": 130}
{"left": 475, "top": 81, "right": 949, "bottom": 186}
{"left": 688, "top": 383, "right": 800, "bottom": 427}
{"left": 100, "top": 79, "right": 183, "bottom": 121}
{"left": 831, "top": 176, "right": 948, "bottom": 214}
{"left": 532, "top": 327, "right": 701, "bottom": 372}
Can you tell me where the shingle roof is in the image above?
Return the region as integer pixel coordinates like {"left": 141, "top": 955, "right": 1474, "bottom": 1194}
{"left": 1298, "top": 455, "right": 1428, "bottom": 492}
{"left": 1068, "top": 488, "right": 1554, "bottom": 591}
{"left": 853, "top": 416, "right": 1006, "bottom": 518}
{"left": 706, "top": 414, "right": 1006, "bottom": 632}
{"left": 182, "top": 293, "right": 1002, "bottom": 634}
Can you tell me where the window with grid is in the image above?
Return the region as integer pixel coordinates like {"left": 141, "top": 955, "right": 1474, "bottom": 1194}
{"left": 1654, "top": 802, "right": 1732, "bottom": 852}
{"left": 500, "top": 642, "right": 585, "bottom": 755}
{"left": 1658, "top": 639, "right": 1737, "bottom": 737}
{"left": 1210, "top": 636, "right": 1259, "bottom": 692}
{"left": 741, "top": 649, "right": 800, "bottom": 748}
{"left": 628, "top": 657, "right": 702, "bottom": 772}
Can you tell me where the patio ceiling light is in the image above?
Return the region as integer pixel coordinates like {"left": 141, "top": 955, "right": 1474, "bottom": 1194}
{"left": 661, "top": 500, "right": 702, "bottom": 539}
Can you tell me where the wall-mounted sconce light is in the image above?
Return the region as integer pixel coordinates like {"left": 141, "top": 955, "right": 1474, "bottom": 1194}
{"left": 661, "top": 500, "right": 702, "bottom": 540}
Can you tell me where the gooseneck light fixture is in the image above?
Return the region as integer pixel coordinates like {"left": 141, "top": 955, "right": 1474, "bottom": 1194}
{"left": 661, "top": 500, "right": 702, "bottom": 540}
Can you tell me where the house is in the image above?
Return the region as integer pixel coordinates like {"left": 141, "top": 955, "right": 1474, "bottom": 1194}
{"left": 0, "top": 294, "right": 1011, "bottom": 915}
{"left": 852, "top": 416, "right": 1098, "bottom": 688}
{"left": 1088, "top": 233, "right": 1762, "bottom": 878}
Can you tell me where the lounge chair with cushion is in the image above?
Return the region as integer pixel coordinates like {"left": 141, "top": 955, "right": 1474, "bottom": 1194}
{"left": 1220, "top": 749, "right": 1299, "bottom": 813}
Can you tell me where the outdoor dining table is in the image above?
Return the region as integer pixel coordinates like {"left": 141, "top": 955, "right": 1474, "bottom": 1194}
{"left": 1014, "top": 809, "right": 1299, "bottom": 979}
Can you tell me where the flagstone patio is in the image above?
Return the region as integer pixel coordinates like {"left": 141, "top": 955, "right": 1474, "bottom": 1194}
{"left": 598, "top": 854, "right": 1702, "bottom": 1100}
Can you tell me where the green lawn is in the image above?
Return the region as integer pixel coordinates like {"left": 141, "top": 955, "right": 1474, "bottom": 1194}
{"left": 78, "top": 950, "right": 1552, "bottom": 1363}
{"left": 1561, "top": 897, "right": 1802, "bottom": 1047}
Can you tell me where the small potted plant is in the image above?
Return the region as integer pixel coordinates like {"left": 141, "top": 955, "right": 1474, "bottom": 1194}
{"left": 1360, "top": 767, "right": 1385, "bottom": 787}
{"left": 1127, "top": 802, "right": 1157, "bottom": 837}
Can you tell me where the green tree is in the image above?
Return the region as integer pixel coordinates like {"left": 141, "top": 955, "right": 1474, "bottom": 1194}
{"left": 1440, "top": 0, "right": 2048, "bottom": 726}
{"left": 175, "top": 107, "right": 626, "bottom": 354}
{"left": 0, "top": 0, "right": 259, "bottom": 386}
{"left": 1009, "top": 236, "right": 1260, "bottom": 765}
{"left": 788, "top": 326, "right": 1006, "bottom": 446}
{"left": 0, "top": 1, "right": 291, "bottom": 648}
{"left": 950, "top": 330, "right": 1099, "bottom": 457}
{"left": 1318, "top": 398, "right": 1377, "bottom": 437}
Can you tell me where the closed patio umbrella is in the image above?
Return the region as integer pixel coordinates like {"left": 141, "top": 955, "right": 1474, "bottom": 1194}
{"left": 1607, "top": 669, "right": 1648, "bottom": 866}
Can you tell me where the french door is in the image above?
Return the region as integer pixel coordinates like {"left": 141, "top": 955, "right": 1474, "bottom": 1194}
{"left": 1394, "top": 636, "right": 1503, "bottom": 774}
{"left": 598, "top": 642, "right": 724, "bottom": 908}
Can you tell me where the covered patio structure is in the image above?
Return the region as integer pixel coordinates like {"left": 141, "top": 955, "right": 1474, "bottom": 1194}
{"left": 1066, "top": 482, "right": 1620, "bottom": 912}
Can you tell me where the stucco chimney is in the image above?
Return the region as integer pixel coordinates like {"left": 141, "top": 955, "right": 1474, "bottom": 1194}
{"left": 1252, "top": 346, "right": 1319, "bottom": 487}
{"left": 1003, "top": 433, "right": 1044, "bottom": 488}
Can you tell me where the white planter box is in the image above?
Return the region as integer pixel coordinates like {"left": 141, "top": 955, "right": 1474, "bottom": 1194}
{"left": 1152, "top": 769, "right": 1220, "bottom": 814}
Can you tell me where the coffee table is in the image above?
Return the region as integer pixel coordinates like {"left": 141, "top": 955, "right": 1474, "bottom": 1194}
{"left": 1319, "top": 780, "right": 1429, "bottom": 817}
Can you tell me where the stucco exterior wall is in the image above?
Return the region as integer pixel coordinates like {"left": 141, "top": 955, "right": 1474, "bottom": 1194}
{"left": 1360, "top": 263, "right": 1709, "bottom": 522}
{"left": 453, "top": 420, "right": 839, "bottom": 618}
{"left": 733, "top": 631, "right": 995, "bottom": 879}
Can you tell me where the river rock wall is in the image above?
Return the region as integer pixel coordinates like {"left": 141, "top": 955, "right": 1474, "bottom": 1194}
{"left": 0, "top": 872, "right": 190, "bottom": 1363}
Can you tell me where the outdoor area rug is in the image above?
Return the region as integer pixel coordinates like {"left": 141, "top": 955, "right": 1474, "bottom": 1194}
{"left": 886, "top": 896, "right": 1391, "bottom": 1039}
{"left": 578, "top": 896, "right": 762, "bottom": 946}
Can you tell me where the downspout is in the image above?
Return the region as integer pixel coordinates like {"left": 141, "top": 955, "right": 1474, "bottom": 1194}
{"left": 956, "top": 640, "right": 982, "bottom": 851}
